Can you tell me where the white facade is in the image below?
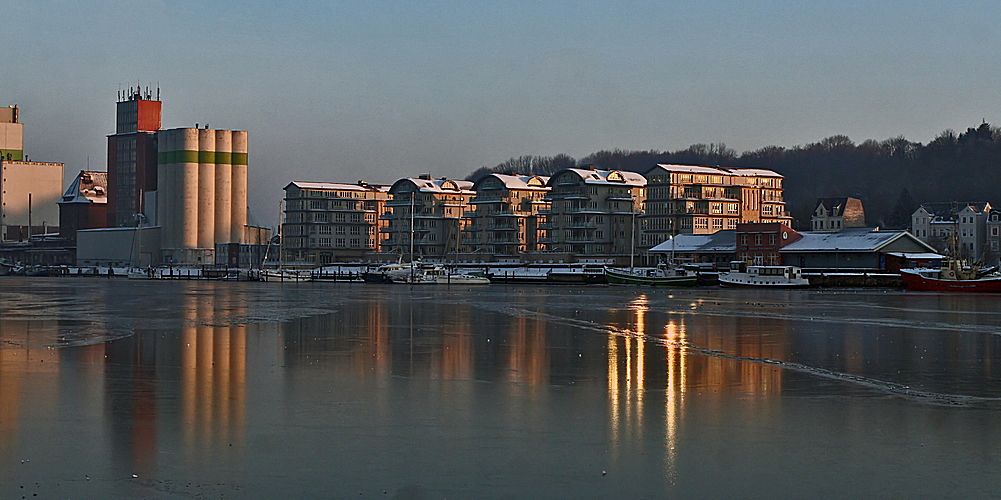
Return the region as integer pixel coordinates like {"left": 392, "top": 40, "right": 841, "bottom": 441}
{"left": 0, "top": 160, "right": 64, "bottom": 241}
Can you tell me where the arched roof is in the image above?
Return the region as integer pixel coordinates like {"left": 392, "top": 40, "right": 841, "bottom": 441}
{"left": 546, "top": 168, "right": 646, "bottom": 187}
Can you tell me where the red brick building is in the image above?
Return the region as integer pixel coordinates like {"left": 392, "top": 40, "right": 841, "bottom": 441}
{"left": 736, "top": 223, "right": 801, "bottom": 265}
{"left": 107, "top": 87, "right": 161, "bottom": 227}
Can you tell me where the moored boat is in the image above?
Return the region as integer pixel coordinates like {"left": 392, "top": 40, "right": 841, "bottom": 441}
{"left": 362, "top": 262, "right": 412, "bottom": 283}
{"left": 900, "top": 260, "right": 1001, "bottom": 292}
{"left": 256, "top": 269, "right": 313, "bottom": 282}
{"left": 900, "top": 269, "right": 1001, "bottom": 292}
{"left": 718, "top": 264, "right": 810, "bottom": 288}
{"left": 436, "top": 272, "right": 491, "bottom": 285}
{"left": 604, "top": 266, "right": 697, "bottom": 287}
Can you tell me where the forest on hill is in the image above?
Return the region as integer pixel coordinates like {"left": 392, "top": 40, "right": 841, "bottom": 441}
{"left": 466, "top": 122, "right": 1001, "bottom": 231}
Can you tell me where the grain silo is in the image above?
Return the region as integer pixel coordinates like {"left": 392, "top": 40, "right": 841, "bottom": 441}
{"left": 157, "top": 127, "right": 248, "bottom": 264}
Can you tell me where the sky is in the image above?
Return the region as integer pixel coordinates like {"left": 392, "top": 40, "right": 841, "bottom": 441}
{"left": 4, "top": 0, "right": 1001, "bottom": 224}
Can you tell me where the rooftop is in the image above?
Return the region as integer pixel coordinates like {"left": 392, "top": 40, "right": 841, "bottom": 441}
{"left": 59, "top": 171, "right": 108, "bottom": 205}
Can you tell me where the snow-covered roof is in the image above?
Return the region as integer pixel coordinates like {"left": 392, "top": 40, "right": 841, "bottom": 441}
{"left": 815, "top": 197, "right": 851, "bottom": 214}
{"left": 653, "top": 164, "right": 728, "bottom": 175}
{"left": 59, "top": 171, "right": 107, "bottom": 205}
{"left": 916, "top": 201, "right": 992, "bottom": 219}
{"left": 884, "top": 252, "right": 946, "bottom": 259}
{"left": 651, "top": 164, "right": 784, "bottom": 178}
{"left": 726, "top": 168, "right": 784, "bottom": 178}
{"left": 286, "top": 181, "right": 390, "bottom": 193}
{"left": 475, "top": 173, "right": 550, "bottom": 191}
{"left": 780, "top": 228, "right": 934, "bottom": 253}
{"left": 392, "top": 177, "right": 475, "bottom": 194}
{"left": 553, "top": 168, "right": 646, "bottom": 187}
{"left": 649, "top": 231, "right": 736, "bottom": 253}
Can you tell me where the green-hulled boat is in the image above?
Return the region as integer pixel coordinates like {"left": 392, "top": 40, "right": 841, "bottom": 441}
{"left": 603, "top": 266, "right": 698, "bottom": 287}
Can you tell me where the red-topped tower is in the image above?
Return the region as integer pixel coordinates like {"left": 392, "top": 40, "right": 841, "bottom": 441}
{"left": 107, "top": 85, "right": 161, "bottom": 227}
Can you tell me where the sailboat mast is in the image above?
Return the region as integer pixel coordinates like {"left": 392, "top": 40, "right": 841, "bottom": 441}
{"left": 278, "top": 200, "right": 284, "bottom": 272}
{"left": 409, "top": 190, "right": 416, "bottom": 282}
{"left": 629, "top": 200, "right": 636, "bottom": 271}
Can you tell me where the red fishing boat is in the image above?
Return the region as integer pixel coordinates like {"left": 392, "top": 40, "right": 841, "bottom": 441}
{"left": 900, "top": 260, "right": 1001, "bottom": 292}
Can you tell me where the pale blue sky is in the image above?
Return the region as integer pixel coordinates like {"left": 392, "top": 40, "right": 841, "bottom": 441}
{"left": 3, "top": 0, "right": 999, "bottom": 219}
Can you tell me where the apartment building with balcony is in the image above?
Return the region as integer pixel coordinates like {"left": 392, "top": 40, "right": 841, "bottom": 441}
{"left": 641, "top": 164, "right": 791, "bottom": 249}
{"left": 539, "top": 168, "right": 645, "bottom": 260}
{"left": 381, "top": 176, "right": 475, "bottom": 260}
{"left": 281, "top": 181, "right": 391, "bottom": 265}
{"left": 463, "top": 173, "right": 550, "bottom": 257}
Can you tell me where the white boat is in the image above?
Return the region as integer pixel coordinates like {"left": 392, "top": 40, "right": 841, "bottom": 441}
{"left": 363, "top": 261, "right": 418, "bottom": 283}
{"left": 436, "top": 272, "right": 491, "bottom": 285}
{"left": 256, "top": 269, "right": 313, "bottom": 282}
{"left": 388, "top": 263, "right": 446, "bottom": 284}
{"left": 718, "top": 264, "right": 810, "bottom": 288}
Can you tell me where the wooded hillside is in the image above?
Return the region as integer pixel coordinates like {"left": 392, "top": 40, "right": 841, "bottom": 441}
{"left": 466, "top": 123, "right": 1001, "bottom": 231}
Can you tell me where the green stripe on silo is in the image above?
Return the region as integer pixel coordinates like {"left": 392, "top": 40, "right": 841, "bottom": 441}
{"left": 157, "top": 150, "right": 245, "bottom": 165}
{"left": 158, "top": 150, "right": 201, "bottom": 164}
{"left": 198, "top": 151, "right": 215, "bottom": 163}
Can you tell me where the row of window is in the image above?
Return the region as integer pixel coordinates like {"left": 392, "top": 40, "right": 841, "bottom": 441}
{"left": 288, "top": 237, "right": 374, "bottom": 248}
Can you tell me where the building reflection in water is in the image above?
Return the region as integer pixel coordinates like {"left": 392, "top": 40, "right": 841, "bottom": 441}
{"left": 505, "top": 312, "right": 549, "bottom": 392}
{"left": 0, "top": 320, "right": 62, "bottom": 480}
{"left": 435, "top": 303, "right": 475, "bottom": 381}
{"left": 663, "top": 315, "right": 684, "bottom": 484}
{"left": 608, "top": 296, "right": 647, "bottom": 457}
{"left": 180, "top": 286, "right": 247, "bottom": 463}
{"left": 606, "top": 296, "right": 788, "bottom": 481}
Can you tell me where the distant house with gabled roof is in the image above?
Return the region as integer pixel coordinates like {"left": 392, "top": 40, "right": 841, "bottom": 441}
{"left": 812, "top": 197, "right": 865, "bottom": 232}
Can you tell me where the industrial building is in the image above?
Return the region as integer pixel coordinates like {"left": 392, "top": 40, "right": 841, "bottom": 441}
{"left": 0, "top": 105, "right": 23, "bottom": 161}
{"left": 156, "top": 127, "right": 249, "bottom": 265}
{"left": 107, "top": 87, "right": 161, "bottom": 227}
{"left": 1, "top": 160, "right": 64, "bottom": 242}
{"left": 58, "top": 171, "right": 108, "bottom": 243}
{"left": 1, "top": 104, "right": 64, "bottom": 242}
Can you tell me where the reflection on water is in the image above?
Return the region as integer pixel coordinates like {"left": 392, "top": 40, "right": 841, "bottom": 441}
{"left": 181, "top": 289, "right": 246, "bottom": 466}
{"left": 4, "top": 280, "right": 1001, "bottom": 497}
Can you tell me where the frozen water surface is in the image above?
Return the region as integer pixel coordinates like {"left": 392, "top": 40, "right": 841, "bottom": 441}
{"left": 2, "top": 278, "right": 1001, "bottom": 498}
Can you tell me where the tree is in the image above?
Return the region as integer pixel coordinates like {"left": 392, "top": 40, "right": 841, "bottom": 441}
{"left": 886, "top": 188, "right": 917, "bottom": 229}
